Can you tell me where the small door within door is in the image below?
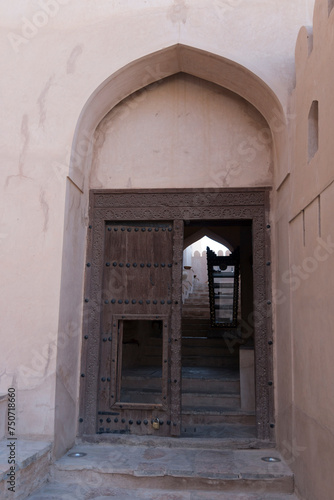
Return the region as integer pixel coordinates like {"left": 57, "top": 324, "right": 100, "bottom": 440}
{"left": 97, "top": 221, "right": 174, "bottom": 435}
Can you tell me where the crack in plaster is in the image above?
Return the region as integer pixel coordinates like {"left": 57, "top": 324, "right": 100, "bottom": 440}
{"left": 5, "top": 114, "right": 32, "bottom": 187}
{"left": 66, "top": 44, "right": 83, "bottom": 74}
{"left": 39, "top": 189, "right": 49, "bottom": 233}
{"left": 37, "top": 75, "right": 54, "bottom": 128}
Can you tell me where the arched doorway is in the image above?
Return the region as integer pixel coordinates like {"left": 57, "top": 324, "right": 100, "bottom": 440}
{"left": 54, "top": 44, "right": 283, "bottom": 454}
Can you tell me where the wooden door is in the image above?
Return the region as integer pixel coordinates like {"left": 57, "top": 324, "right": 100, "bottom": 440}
{"left": 97, "top": 221, "right": 178, "bottom": 435}
{"left": 80, "top": 189, "right": 272, "bottom": 442}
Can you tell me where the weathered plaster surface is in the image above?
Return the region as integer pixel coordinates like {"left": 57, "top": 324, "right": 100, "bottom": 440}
{"left": 274, "top": 1, "right": 334, "bottom": 499}
{"left": 91, "top": 74, "right": 273, "bottom": 190}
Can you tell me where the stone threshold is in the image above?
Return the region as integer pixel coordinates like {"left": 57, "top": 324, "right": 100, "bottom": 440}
{"left": 28, "top": 484, "right": 300, "bottom": 500}
{"left": 38, "top": 442, "right": 294, "bottom": 497}
{"left": 27, "top": 439, "right": 298, "bottom": 499}
{"left": 79, "top": 433, "right": 275, "bottom": 450}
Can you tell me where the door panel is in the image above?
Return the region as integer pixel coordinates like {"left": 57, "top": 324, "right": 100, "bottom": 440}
{"left": 80, "top": 189, "right": 272, "bottom": 441}
{"left": 97, "top": 221, "right": 174, "bottom": 435}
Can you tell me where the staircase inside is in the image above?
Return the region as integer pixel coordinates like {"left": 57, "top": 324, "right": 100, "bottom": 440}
{"left": 181, "top": 282, "right": 255, "bottom": 439}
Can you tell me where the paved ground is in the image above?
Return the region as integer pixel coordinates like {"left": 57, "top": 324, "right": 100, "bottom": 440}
{"left": 54, "top": 443, "right": 291, "bottom": 480}
{"left": 27, "top": 442, "right": 298, "bottom": 499}
{"left": 28, "top": 483, "right": 300, "bottom": 500}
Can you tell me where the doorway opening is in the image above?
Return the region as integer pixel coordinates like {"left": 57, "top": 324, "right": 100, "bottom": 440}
{"left": 79, "top": 189, "right": 273, "bottom": 442}
{"left": 180, "top": 222, "right": 256, "bottom": 439}
{"left": 117, "top": 319, "right": 164, "bottom": 405}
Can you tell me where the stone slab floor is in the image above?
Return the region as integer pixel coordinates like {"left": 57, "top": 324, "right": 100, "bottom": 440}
{"left": 28, "top": 485, "right": 299, "bottom": 500}
{"left": 26, "top": 441, "right": 299, "bottom": 500}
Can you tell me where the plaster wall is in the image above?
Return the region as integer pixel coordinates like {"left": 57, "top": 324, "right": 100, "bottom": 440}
{"left": 91, "top": 73, "right": 273, "bottom": 189}
{"left": 0, "top": 0, "right": 315, "bottom": 460}
{"left": 274, "top": 1, "right": 334, "bottom": 498}
{"left": 273, "top": 178, "right": 294, "bottom": 464}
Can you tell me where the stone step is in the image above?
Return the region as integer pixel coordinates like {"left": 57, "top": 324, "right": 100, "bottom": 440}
{"left": 182, "top": 392, "right": 240, "bottom": 408}
{"left": 181, "top": 350, "right": 239, "bottom": 361}
{"left": 182, "top": 337, "right": 235, "bottom": 346}
{"left": 182, "top": 306, "right": 210, "bottom": 319}
{"left": 184, "top": 292, "right": 210, "bottom": 299}
{"left": 185, "top": 381, "right": 239, "bottom": 394}
{"left": 182, "top": 350, "right": 238, "bottom": 360}
{"left": 181, "top": 322, "right": 212, "bottom": 329}
{"left": 25, "top": 484, "right": 299, "bottom": 499}
{"left": 186, "top": 287, "right": 209, "bottom": 292}
{"left": 181, "top": 330, "right": 213, "bottom": 336}
{"left": 145, "top": 336, "right": 232, "bottom": 347}
{"left": 80, "top": 433, "right": 271, "bottom": 449}
{"left": 189, "top": 294, "right": 209, "bottom": 298}
{"left": 139, "top": 356, "right": 239, "bottom": 369}
{"left": 182, "top": 311, "right": 210, "bottom": 317}
{"left": 182, "top": 356, "right": 239, "bottom": 368}
{"left": 120, "top": 390, "right": 240, "bottom": 408}
{"left": 182, "top": 377, "right": 239, "bottom": 394}
{"left": 183, "top": 299, "right": 210, "bottom": 305}
{"left": 182, "top": 331, "right": 231, "bottom": 338}
{"left": 121, "top": 367, "right": 240, "bottom": 394}
{"left": 180, "top": 423, "right": 257, "bottom": 439}
{"left": 182, "top": 311, "right": 210, "bottom": 319}
{"left": 183, "top": 304, "right": 210, "bottom": 310}
{"left": 181, "top": 324, "right": 211, "bottom": 331}
{"left": 182, "top": 408, "right": 256, "bottom": 426}
{"left": 182, "top": 318, "right": 211, "bottom": 324}
{"left": 122, "top": 376, "right": 239, "bottom": 394}
{"left": 143, "top": 345, "right": 235, "bottom": 358}
{"left": 184, "top": 300, "right": 209, "bottom": 305}
{"left": 0, "top": 440, "right": 51, "bottom": 500}
{"left": 182, "top": 304, "right": 210, "bottom": 310}
{"left": 27, "top": 443, "right": 295, "bottom": 499}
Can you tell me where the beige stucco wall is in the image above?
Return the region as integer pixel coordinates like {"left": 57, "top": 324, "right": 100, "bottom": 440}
{"left": 91, "top": 73, "right": 273, "bottom": 189}
{"left": 0, "top": 0, "right": 318, "bottom": 470}
{"left": 274, "top": 1, "right": 334, "bottom": 499}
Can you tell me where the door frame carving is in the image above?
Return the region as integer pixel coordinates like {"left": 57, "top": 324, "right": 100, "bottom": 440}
{"left": 79, "top": 188, "right": 273, "bottom": 441}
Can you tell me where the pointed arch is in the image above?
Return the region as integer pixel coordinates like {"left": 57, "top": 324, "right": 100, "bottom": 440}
{"left": 55, "top": 43, "right": 282, "bottom": 458}
{"left": 183, "top": 227, "right": 234, "bottom": 252}
{"left": 69, "top": 44, "right": 286, "bottom": 190}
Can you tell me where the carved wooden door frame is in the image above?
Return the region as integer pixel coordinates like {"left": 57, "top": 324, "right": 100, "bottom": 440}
{"left": 79, "top": 188, "right": 274, "bottom": 441}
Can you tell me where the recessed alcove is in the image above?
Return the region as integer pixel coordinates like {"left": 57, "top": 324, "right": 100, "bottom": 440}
{"left": 308, "top": 100, "right": 319, "bottom": 162}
